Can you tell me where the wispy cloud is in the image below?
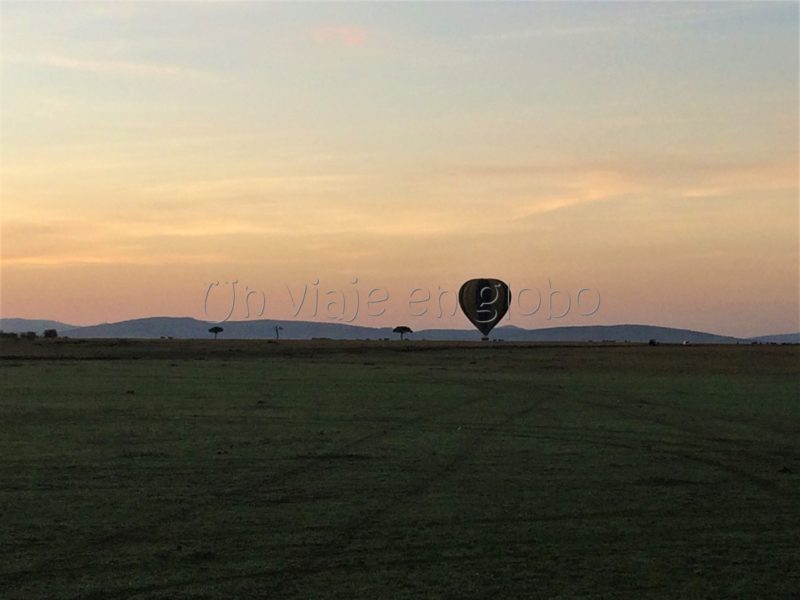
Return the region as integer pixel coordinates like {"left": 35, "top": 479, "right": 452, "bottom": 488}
{"left": 140, "top": 175, "right": 361, "bottom": 200}
{"left": 3, "top": 54, "right": 214, "bottom": 80}
{"left": 420, "top": 157, "right": 798, "bottom": 220}
{"left": 310, "top": 25, "right": 367, "bottom": 47}
{"left": 476, "top": 24, "right": 611, "bottom": 42}
{"left": 475, "top": 3, "right": 769, "bottom": 44}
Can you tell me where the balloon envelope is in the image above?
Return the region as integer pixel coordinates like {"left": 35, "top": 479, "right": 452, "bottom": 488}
{"left": 458, "top": 278, "right": 511, "bottom": 337}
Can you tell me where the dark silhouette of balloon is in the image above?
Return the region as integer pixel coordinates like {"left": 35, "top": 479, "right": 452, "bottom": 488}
{"left": 458, "top": 278, "right": 511, "bottom": 339}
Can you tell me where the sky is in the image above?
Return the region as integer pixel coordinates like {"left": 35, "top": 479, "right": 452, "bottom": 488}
{"left": 1, "top": 1, "right": 798, "bottom": 337}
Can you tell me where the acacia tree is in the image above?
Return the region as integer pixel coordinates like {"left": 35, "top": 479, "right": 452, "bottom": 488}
{"left": 393, "top": 326, "right": 412, "bottom": 341}
{"left": 209, "top": 326, "right": 223, "bottom": 340}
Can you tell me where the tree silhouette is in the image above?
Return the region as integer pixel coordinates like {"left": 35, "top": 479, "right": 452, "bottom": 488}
{"left": 393, "top": 326, "right": 412, "bottom": 341}
{"left": 209, "top": 326, "right": 223, "bottom": 340}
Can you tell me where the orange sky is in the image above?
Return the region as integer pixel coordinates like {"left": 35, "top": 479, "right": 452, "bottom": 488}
{"left": 1, "top": 2, "right": 798, "bottom": 336}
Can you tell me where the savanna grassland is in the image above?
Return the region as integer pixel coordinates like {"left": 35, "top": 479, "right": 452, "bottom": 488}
{"left": 1, "top": 340, "right": 798, "bottom": 599}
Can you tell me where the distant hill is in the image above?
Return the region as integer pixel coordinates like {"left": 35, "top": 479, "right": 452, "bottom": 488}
{"left": 423, "top": 324, "right": 743, "bottom": 344}
{"left": 3, "top": 316, "right": 794, "bottom": 343}
{"left": 0, "top": 318, "right": 77, "bottom": 334}
{"left": 0, "top": 315, "right": 776, "bottom": 343}
{"left": 65, "top": 317, "right": 395, "bottom": 340}
{"left": 747, "top": 333, "right": 800, "bottom": 344}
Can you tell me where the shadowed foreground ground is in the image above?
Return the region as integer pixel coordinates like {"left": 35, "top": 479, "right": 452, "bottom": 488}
{"left": 1, "top": 341, "right": 798, "bottom": 598}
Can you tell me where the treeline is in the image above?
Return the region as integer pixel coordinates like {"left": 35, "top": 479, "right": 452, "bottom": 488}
{"left": 0, "top": 329, "right": 59, "bottom": 340}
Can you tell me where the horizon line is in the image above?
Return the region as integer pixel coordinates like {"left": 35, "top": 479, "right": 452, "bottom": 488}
{"left": 1, "top": 315, "right": 797, "bottom": 340}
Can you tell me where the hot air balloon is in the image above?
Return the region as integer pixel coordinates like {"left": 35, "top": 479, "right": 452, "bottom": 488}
{"left": 458, "top": 278, "right": 511, "bottom": 340}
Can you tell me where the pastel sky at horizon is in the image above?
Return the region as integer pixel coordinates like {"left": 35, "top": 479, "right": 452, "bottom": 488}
{"left": 1, "top": 1, "right": 798, "bottom": 337}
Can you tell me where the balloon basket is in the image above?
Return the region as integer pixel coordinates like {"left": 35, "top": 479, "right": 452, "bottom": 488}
{"left": 481, "top": 336, "right": 489, "bottom": 342}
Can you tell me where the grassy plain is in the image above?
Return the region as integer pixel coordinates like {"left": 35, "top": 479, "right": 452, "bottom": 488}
{"left": 1, "top": 340, "right": 798, "bottom": 599}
